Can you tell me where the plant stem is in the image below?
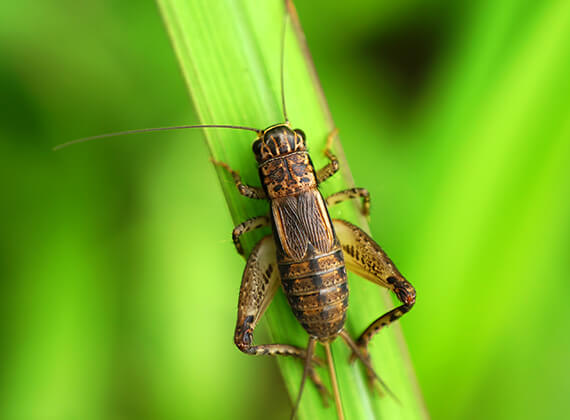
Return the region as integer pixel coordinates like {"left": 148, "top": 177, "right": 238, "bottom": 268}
{"left": 156, "top": 0, "right": 427, "bottom": 418}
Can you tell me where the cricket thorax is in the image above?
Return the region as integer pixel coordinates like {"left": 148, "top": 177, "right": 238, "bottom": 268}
{"left": 253, "top": 124, "right": 317, "bottom": 198}
{"left": 259, "top": 153, "right": 317, "bottom": 198}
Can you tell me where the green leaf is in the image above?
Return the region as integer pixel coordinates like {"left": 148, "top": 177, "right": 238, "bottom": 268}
{"left": 156, "top": 0, "right": 427, "bottom": 418}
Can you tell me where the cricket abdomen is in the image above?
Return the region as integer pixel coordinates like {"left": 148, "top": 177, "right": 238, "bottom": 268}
{"left": 278, "top": 246, "right": 349, "bottom": 341}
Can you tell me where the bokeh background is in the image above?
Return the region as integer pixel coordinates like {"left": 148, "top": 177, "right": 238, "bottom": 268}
{"left": 1, "top": 0, "right": 569, "bottom": 419}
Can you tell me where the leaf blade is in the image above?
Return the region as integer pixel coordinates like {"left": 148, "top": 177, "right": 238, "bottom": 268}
{"left": 156, "top": 1, "right": 427, "bottom": 418}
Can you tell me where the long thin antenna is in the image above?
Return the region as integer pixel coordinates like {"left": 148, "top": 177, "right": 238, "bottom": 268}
{"left": 53, "top": 124, "right": 262, "bottom": 151}
{"left": 324, "top": 342, "right": 345, "bottom": 420}
{"left": 290, "top": 336, "right": 317, "bottom": 420}
{"left": 280, "top": 3, "right": 290, "bottom": 124}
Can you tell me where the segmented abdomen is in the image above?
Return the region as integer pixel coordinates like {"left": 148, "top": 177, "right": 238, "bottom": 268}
{"left": 278, "top": 245, "right": 348, "bottom": 341}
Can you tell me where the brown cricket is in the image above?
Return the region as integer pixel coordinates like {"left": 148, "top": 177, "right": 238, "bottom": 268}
{"left": 54, "top": 3, "right": 416, "bottom": 419}
{"left": 216, "top": 120, "right": 415, "bottom": 419}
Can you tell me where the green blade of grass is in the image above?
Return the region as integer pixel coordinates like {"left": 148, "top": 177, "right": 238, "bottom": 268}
{"left": 156, "top": 0, "right": 427, "bottom": 418}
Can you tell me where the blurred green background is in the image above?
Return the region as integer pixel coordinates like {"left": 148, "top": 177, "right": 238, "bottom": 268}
{"left": 1, "top": 0, "right": 569, "bottom": 419}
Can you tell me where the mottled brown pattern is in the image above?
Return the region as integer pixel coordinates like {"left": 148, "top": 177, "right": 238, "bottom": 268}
{"left": 332, "top": 219, "right": 415, "bottom": 383}
{"left": 287, "top": 283, "right": 348, "bottom": 310}
{"left": 281, "top": 268, "right": 344, "bottom": 295}
{"left": 334, "top": 219, "right": 406, "bottom": 290}
{"left": 279, "top": 244, "right": 348, "bottom": 340}
{"left": 235, "top": 236, "right": 279, "bottom": 331}
{"left": 260, "top": 152, "right": 317, "bottom": 198}
{"left": 220, "top": 122, "right": 415, "bottom": 415}
{"left": 279, "top": 249, "right": 344, "bottom": 279}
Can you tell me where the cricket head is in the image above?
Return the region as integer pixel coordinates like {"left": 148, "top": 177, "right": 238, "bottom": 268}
{"left": 252, "top": 124, "right": 306, "bottom": 163}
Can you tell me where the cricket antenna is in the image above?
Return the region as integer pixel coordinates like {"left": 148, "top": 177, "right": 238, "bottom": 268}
{"left": 280, "top": 4, "right": 290, "bottom": 124}
{"left": 53, "top": 124, "right": 263, "bottom": 151}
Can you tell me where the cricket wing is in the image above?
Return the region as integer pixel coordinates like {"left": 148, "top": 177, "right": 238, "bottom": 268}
{"left": 272, "top": 191, "right": 335, "bottom": 260}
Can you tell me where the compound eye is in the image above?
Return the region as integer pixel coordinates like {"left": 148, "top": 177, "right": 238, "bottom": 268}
{"left": 252, "top": 139, "right": 263, "bottom": 155}
{"left": 294, "top": 129, "right": 306, "bottom": 143}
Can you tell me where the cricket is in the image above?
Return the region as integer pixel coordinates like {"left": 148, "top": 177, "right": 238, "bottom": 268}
{"left": 55, "top": 2, "right": 415, "bottom": 419}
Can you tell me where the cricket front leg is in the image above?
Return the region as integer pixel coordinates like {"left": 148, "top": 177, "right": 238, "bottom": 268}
{"left": 234, "top": 236, "right": 330, "bottom": 403}
{"left": 332, "top": 219, "right": 416, "bottom": 387}
{"left": 211, "top": 159, "right": 266, "bottom": 199}
{"left": 316, "top": 129, "right": 340, "bottom": 184}
{"left": 326, "top": 188, "right": 371, "bottom": 217}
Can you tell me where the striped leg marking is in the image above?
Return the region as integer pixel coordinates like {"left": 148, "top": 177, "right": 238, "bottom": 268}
{"left": 333, "top": 219, "right": 416, "bottom": 387}
{"left": 211, "top": 158, "right": 266, "bottom": 199}
{"left": 326, "top": 187, "right": 370, "bottom": 216}
{"left": 234, "top": 236, "right": 328, "bottom": 403}
{"left": 316, "top": 128, "right": 340, "bottom": 184}
{"left": 232, "top": 215, "right": 270, "bottom": 255}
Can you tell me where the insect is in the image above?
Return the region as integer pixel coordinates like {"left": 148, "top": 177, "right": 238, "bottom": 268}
{"left": 55, "top": 3, "right": 415, "bottom": 419}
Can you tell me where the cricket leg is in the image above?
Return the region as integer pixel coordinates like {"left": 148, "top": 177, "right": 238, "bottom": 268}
{"left": 333, "top": 220, "right": 416, "bottom": 389}
{"left": 211, "top": 159, "right": 266, "bottom": 199}
{"left": 339, "top": 331, "right": 399, "bottom": 403}
{"left": 235, "top": 236, "right": 329, "bottom": 404}
{"left": 326, "top": 188, "right": 371, "bottom": 216}
{"left": 290, "top": 337, "right": 318, "bottom": 420}
{"left": 316, "top": 128, "right": 340, "bottom": 184}
{"left": 324, "top": 341, "right": 345, "bottom": 420}
{"left": 232, "top": 215, "right": 271, "bottom": 255}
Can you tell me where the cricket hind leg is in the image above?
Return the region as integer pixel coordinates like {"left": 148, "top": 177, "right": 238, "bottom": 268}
{"left": 235, "top": 236, "right": 330, "bottom": 404}
{"left": 333, "top": 219, "right": 415, "bottom": 393}
{"left": 326, "top": 187, "right": 371, "bottom": 216}
{"left": 211, "top": 158, "right": 266, "bottom": 199}
{"left": 339, "top": 331, "right": 399, "bottom": 403}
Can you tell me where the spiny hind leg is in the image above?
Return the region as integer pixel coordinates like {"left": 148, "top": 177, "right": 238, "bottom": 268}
{"left": 235, "top": 236, "right": 329, "bottom": 403}
{"left": 333, "top": 219, "right": 416, "bottom": 390}
{"left": 211, "top": 159, "right": 266, "bottom": 199}
{"left": 326, "top": 187, "right": 370, "bottom": 217}
{"left": 339, "top": 331, "right": 398, "bottom": 401}
{"left": 316, "top": 128, "right": 340, "bottom": 183}
{"left": 232, "top": 215, "right": 270, "bottom": 255}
